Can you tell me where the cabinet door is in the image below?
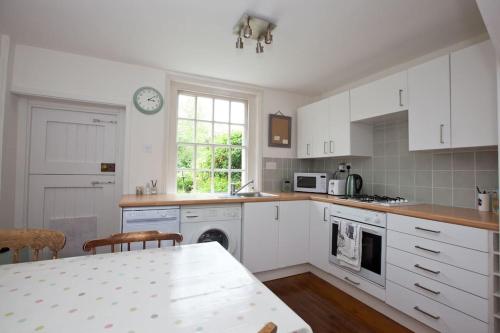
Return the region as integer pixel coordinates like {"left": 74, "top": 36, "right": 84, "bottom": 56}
{"left": 451, "top": 40, "right": 497, "bottom": 148}
{"left": 242, "top": 202, "right": 279, "bottom": 273}
{"left": 309, "top": 201, "right": 331, "bottom": 271}
{"left": 350, "top": 71, "right": 408, "bottom": 122}
{"left": 278, "top": 201, "right": 310, "bottom": 267}
{"left": 408, "top": 55, "right": 451, "bottom": 150}
{"left": 297, "top": 106, "right": 313, "bottom": 158}
{"left": 312, "top": 98, "right": 331, "bottom": 157}
{"left": 328, "top": 91, "right": 351, "bottom": 156}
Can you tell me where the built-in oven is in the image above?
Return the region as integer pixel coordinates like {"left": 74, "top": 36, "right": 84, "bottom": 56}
{"left": 328, "top": 205, "right": 386, "bottom": 287}
{"left": 294, "top": 172, "right": 332, "bottom": 193}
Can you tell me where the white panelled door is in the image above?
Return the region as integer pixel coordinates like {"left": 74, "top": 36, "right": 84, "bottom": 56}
{"left": 27, "top": 106, "right": 120, "bottom": 258}
{"left": 30, "top": 107, "right": 117, "bottom": 175}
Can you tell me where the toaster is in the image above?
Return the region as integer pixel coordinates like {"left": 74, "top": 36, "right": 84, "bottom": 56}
{"left": 328, "top": 179, "right": 346, "bottom": 196}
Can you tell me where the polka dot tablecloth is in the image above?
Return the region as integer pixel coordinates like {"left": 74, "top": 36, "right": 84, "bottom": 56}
{"left": 0, "top": 242, "right": 311, "bottom": 333}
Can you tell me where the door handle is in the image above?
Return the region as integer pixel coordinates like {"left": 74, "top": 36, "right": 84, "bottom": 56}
{"left": 440, "top": 124, "right": 444, "bottom": 144}
{"left": 415, "top": 226, "right": 441, "bottom": 234}
{"left": 275, "top": 206, "right": 279, "bottom": 220}
{"left": 344, "top": 276, "right": 360, "bottom": 285}
{"left": 414, "top": 282, "right": 440, "bottom": 295}
{"left": 413, "top": 306, "right": 440, "bottom": 320}
{"left": 323, "top": 207, "right": 328, "bottom": 221}
{"left": 414, "top": 264, "right": 440, "bottom": 275}
{"left": 306, "top": 144, "right": 310, "bottom": 156}
{"left": 91, "top": 181, "right": 115, "bottom": 186}
{"left": 93, "top": 118, "right": 117, "bottom": 124}
{"left": 329, "top": 140, "right": 334, "bottom": 154}
{"left": 398, "top": 89, "right": 403, "bottom": 107}
{"left": 324, "top": 141, "right": 328, "bottom": 154}
{"left": 415, "top": 245, "right": 440, "bottom": 254}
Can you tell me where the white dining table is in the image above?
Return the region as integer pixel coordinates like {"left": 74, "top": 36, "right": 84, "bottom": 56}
{"left": 0, "top": 242, "right": 312, "bottom": 333}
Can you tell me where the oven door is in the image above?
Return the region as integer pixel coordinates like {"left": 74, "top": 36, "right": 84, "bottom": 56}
{"left": 329, "top": 216, "right": 386, "bottom": 287}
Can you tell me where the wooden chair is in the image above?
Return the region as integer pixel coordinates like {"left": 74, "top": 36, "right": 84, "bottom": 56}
{"left": 0, "top": 229, "right": 66, "bottom": 263}
{"left": 258, "top": 322, "right": 277, "bottom": 333}
{"left": 82, "top": 231, "right": 183, "bottom": 254}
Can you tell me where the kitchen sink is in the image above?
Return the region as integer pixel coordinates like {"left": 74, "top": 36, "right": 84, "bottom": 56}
{"left": 218, "top": 192, "right": 277, "bottom": 198}
{"left": 235, "top": 192, "right": 277, "bottom": 198}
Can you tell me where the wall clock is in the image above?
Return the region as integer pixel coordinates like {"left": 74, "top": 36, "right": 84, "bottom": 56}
{"left": 133, "top": 86, "right": 164, "bottom": 114}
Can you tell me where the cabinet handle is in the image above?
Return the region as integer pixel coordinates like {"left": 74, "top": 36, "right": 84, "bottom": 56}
{"left": 185, "top": 215, "right": 199, "bottom": 218}
{"left": 323, "top": 207, "right": 328, "bottom": 221}
{"left": 398, "top": 89, "right": 403, "bottom": 107}
{"left": 91, "top": 181, "right": 115, "bottom": 186}
{"left": 275, "top": 206, "right": 279, "bottom": 220}
{"left": 324, "top": 141, "right": 328, "bottom": 154}
{"left": 344, "top": 276, "right": 360, "bottom": 285}
{"left": 415, "top": 245, "right": 440, "bottom": 254}
{"left": 414, "top": 264, "right": 440, "bottom": 275}
{"left": 306, "top": 144, "right": 310, "bottom": 156}
{"left": 414, "top": 282, "right": 440, "bottom": 295}
{"left": 329, "top": 140, "right": 334, "bottom": 154}
{"left": 415, "top": 226, "right": 441, "bottom": 234}
{"left": 413, "top": 306, "right": 440, "bottom": 320}
{"left": 440, "top": 124, "right": 444, "bottom": 144}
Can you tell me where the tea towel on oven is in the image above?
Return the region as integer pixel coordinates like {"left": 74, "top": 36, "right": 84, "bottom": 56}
{"left": 337, "top": 220, "right": 362, "bottom": 271}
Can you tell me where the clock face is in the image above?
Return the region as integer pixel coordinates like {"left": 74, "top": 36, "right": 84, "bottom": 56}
{"left": 133, "top": 87, "right": 163, "bottom": 114}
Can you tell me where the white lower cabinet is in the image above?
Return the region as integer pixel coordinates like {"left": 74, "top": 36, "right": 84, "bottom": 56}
{"left": 242, "top": 201, "right": 309, "bottom": 273}
{"left": 308, "top": 201, "right": 331, "bottom": 272}
{"left": 387, "top": 281, "right": 488, "bottom": 333}
{"left": 386, "top": 214, "right": 490, "bottom": 332}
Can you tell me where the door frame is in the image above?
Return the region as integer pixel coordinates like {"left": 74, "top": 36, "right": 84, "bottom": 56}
{"left": 14, "top": 97, "right": 125, "bottom": 229}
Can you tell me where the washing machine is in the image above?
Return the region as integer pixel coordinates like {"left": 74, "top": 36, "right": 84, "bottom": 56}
{"left": 180, "top": 204, "right": 241, "bottom": 261}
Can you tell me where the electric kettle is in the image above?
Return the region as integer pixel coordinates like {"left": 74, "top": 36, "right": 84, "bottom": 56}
{"left": 345, "top": 174, "right": 363, "bottom": 197}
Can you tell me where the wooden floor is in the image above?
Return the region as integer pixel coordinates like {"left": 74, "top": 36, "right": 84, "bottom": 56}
{"left": 264, "top": 273, "right": 412, "bottom": 333}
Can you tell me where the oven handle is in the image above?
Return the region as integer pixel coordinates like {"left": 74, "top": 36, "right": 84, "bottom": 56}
{"left": 329, "top": 216, "right": 385, "bottom": 235}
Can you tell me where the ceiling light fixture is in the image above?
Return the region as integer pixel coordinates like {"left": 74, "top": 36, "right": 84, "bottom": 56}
{"left": 233, "top": 14, "right": 276, "bottom": 55}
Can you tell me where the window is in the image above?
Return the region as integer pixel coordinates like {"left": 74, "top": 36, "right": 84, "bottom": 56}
{"left": 176, "top": 92, "right": 247, "bottom": 193}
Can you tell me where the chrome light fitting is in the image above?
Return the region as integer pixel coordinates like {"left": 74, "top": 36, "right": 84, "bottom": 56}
{"left": 233, "top": 14, "right": 276, "bottom": 54}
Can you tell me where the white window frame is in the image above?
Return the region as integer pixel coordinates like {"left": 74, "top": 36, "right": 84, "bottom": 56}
{"left": 165, "top": 80, "right": 261, "bottom": 194}
{"left": 175, "top": 90, "right": 248, "bottom": 193}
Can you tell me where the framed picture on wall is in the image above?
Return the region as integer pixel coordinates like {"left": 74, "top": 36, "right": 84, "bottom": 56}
{"left": 268, "top": 112, "right": 291, "bottom": 148}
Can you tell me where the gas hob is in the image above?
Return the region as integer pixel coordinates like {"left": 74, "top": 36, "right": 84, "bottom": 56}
{"left": 339, "top": 195, "right": 415, "bottom": 206}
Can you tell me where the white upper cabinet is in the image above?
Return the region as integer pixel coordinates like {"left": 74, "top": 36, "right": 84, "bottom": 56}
{"left": 408, "top": 55, "right": 451, "bottom": 151}
{"left": 350, "top": 71, "right": 408, "bottom": 122}
{"left": 451, "top": 40, "right": 497, "bottom": 148}
{"left": 297, "top": 103, "right": 315, "bottom": 158}
{"left": 297, "top": 91, "right": 372, "bottom": 158}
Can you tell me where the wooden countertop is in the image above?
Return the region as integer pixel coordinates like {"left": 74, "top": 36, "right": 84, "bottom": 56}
{"left": 119, "top": 193, "right": 499, "bottom": 231}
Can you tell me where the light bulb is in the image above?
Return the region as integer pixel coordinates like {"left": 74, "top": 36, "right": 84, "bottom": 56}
{"left": 243, "top": 17, "right": 252, "bottom": 38}
{"left": 264, "top": 25, "right": 273, "bottom": 44}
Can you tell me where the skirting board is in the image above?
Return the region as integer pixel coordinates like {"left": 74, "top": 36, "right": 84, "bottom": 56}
{"left": 255, "top": 264, "right": 436, "bottom": 333}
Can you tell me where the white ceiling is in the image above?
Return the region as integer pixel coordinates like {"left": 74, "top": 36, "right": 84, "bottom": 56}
{"left": 0, "top": 0, "right": 486, "bottom": 96}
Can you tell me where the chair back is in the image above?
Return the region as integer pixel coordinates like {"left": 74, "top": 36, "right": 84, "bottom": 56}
{"left": 83, "top": 231, "right": 183, "bottom": 254}
{"left": 0, "top": 229, "right": 66, "bottom": 263}
{"left": 258, "top": 322, "right": 277, "bottom": 333}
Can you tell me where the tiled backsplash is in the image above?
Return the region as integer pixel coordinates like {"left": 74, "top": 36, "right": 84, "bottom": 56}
{"left": 262, "top": 120, "right": 498, "bottom": 209}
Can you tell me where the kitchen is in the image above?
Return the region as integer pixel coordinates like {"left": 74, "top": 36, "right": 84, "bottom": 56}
{"left": 1, "top": 1, "right": 500, "bottom": 333}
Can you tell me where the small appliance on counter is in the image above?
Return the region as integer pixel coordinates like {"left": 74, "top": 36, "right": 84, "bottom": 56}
{"left": 328, "top": 179, "right": 346, "bottom": 196}
{"left": 294, "top": 172, "right": 331, "bottom": 193}
{"left": 345, "top": 174, "right": 363, "bottom": 197}
{"left": 281, "top": 179, "right": 292, "bottom": 192}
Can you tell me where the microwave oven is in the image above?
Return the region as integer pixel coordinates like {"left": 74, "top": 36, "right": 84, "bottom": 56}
{"left": 294, "top": 172, "right": 331, "bottom": 193}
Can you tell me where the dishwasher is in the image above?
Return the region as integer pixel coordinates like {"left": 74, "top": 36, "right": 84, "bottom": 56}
{"left": 122, "top": 206, "right": 180, "bottom": 250}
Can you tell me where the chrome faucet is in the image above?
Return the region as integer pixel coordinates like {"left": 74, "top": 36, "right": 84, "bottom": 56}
{"left": 230, "top": 180, "right": 254, "bottom": 196}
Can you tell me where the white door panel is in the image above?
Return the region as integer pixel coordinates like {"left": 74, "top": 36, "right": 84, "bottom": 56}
{"left": 28, "top": 175, "right": 120, "bottom": 257}
{"left": 30, "top": 107, "right": 117, "bottom": 175}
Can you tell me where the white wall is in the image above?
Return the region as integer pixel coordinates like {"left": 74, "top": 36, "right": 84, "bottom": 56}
{"left": 261, "top": 90, "right": 311, "bottom": 158}
{"left": 0, "top": 34, "right": 16, "bottom": 229}
{"left": 6, "top": 43, "right": 310, "bottom": 200}
{"left": 11, "top": 45, "right": 167, "bottom": 194}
